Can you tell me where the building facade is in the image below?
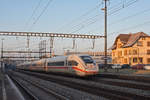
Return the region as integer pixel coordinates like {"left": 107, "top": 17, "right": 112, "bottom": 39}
{"left": 111, "top": 32, "right": 150, "bottom": 65}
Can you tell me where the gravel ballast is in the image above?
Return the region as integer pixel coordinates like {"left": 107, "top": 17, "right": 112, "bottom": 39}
{"left": 11, "top": 71, "right": 109, "bottom": 100}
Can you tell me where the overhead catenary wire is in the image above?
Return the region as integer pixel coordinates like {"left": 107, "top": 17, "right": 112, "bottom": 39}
{"left": 69, "top": 0, "right": 140, "bottom": 34}
{"left": 108, "top": 20, "right": 150, "bottom": 36}
{"left": 71, "top": 16, "right": 103, "bottom": 33}
{"left": 24, "top": 0, "right": 42, "bottom": 30}
{"left": 86, "top": 0, "right": 140, "bottom": 34}
{"left": 55, "top": 1, "right": 104, "bottom": 32}
{"left": 68, "top": 16, "right": 100, "bottom": 33}
{"left": 108, "top": 0, "right": 139, "bottom": 16}
{"left": 29, "top": 0, "right": 54, "bottom": 31}
{"left": 108, "top": 7, "right": 150, "bottom": 27}
{"left": 108, "top": 0, "right": 125, "bottom": 10}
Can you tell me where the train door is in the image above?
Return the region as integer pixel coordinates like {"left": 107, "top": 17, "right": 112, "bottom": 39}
{"left": 66, "top": 60, "right": 71, "bottom": 71}
{"left": 67, "top": 60, "right": 78, "bottom": 72}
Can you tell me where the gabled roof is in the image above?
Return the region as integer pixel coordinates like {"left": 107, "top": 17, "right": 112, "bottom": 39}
{"left": 118, "top": 34, "right": 131, "bottom": 43}
{"left": 110, "top": 32, "right": 149, "bottom": 50}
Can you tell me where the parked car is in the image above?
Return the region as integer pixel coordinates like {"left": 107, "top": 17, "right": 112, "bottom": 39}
{"left": 112, "top": 64, "right": 122, "bottom": 69}
{"left": 121, "top": 64, "right": 131, "bottom": 69}
{"left": 98, "top": 64, "right": 113, "bottom": 69}
{"left": 98, "top": 64, "right": 105, "bottom": 69}
{"left": 107, "top": 64, "right": 113, "bottom": 69}
{"left": 144, "top": 64, "right": 150, "bottom": 70}
{"left": 132, "top": 64, "right": 144, "bottom": 70}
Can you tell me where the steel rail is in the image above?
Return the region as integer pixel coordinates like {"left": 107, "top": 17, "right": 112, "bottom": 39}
{"left": 10, "top": 72, "right": 68, "bottom": 100}
{"left": 93, "top": 78, "right": 150, "bottom": 91}
{"left": 9, "top": 75, "right": 39, "bottom": 100}
{"left": 18, "top": 70, "right": 150, "bottom": 100}
{"left": 22, "top": 78, "right": 68, "bottom": 100}
{"left": 97, "top": 73, "right": 150, "bottom": 83}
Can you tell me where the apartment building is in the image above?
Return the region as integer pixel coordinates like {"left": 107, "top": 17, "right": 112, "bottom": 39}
{"left": 111, "top": 32, "right": 150, "bottom": 65}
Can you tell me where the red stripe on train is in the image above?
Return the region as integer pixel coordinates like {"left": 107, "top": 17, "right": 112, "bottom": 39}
{"left": 72, "top": 67, "right": 98, "bottom": 73}
{"left": 39, "top": 66, "right": 98, "bottom": 73}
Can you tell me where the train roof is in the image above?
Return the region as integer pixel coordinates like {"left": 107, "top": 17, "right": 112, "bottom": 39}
{"left": 46, "top": 56, "right": 67, "bottom": 62}
{"left": 17, "top": 61, "right": 31, "bottom": 66}
{"left": 17, "top": 54, "right": 92, "bottom": 66}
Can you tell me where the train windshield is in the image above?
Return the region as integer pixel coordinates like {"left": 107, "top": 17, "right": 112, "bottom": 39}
{"left": 80, "top": 56, "right": 94, "bottom": 64}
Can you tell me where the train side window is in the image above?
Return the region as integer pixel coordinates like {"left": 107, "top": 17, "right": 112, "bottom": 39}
{"left": 48, "top": 62, "right": 53, "bottom": 66}
{"left": 32, "top": 64, "right": 36, "bottom": 66}
{"left": 48, "top": 62, "right": 56, "bottom": 66}
{"left": 48, "top": 62, "right": 64, "bottom": 66}
{"left": 56, "top": 62, "right": 64, "bottom": 66}
{"left": 68, "top": 61, "right": 78, "bottom": 66}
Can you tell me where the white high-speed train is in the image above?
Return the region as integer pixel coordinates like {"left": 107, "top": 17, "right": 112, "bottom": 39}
{"left": 16, "top": 55, "right": 99, "bottom": 76}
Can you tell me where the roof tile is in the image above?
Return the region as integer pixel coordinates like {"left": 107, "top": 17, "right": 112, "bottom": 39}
{"left": 110, "top": 32, "right": 148, "bottom": 50}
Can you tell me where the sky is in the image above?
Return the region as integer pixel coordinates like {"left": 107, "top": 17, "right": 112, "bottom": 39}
{"left": 0, "top": 0, "right": 150, "bottom": 55}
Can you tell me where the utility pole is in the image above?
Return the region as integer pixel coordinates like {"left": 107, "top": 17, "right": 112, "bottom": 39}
{"left": 27, "top": 36, "right": 30, "bottom": 61}
{"left": 102, "top": 0, "right": 108, "bottom": 71}
{"left": 72, "top": 38, "right": 75, "bottom": 49}
{"left": 1, "top": 39, "right": 4, "bottom": 60}
{"left": 50, "top": 37, "right": 54, "bottom": 58}
{"left": 1, "top": 39, "right": 4, "bottom": 72}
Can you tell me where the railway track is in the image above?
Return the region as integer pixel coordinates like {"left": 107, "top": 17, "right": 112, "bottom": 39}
{"left": 9, "top": 75, "right": 39, "bottom": 100}
{"left": 92, "top": 77, "right": 150, "bottom": 91}
{"left": 8, "top": 73, "right": 69, "bottom": 100}
{"left": 20, "top": 69, "right": 150, "bottom": 91}
{"left": 8, "top": 71, "right": 105, "bottom": 100}
{"left": 97, "top": 73, "right": 150, "bottom": 83}
{"left": 13, "top": 70, "right": 150, "bottom": 100}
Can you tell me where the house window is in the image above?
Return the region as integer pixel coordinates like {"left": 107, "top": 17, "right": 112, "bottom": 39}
{"left": 147, "top": 42, "right": 150, "bottom": 46}
{"left": 124, "top": 58, "right": 127, "bottom": 63}
{"left": 112, "top": 58, "right": 117, "bottom": 64}
{"left": 133, "top": 58, "right": 137, "bottom": 63}
{"left": 112, "top": 59, "right": 115, "bottom": 63}
{"left": 147, "top": 58, "right": 150, "bottom": 63}
{"left": 142, "top": 37, "right": 145, "bottom": 40}
{"left": 124, "top": 50, "right": 127, "bottom": 56}
{"left": 129, "top": 58, "right": 132, "bottom": 65}
{"left": 48, "top": 61, "right": 64, "bottom": 66}
{"left": 139, "top": 57, "right": 143, "bottom": 63}
{"left": 137, "top": 41, "right": 143, "bottom": 46}
{"left": 133, "top": 50, "right": 137, "bottom": 55}
{"left": 147, "top": 50, "right": 150, "bottom": 55}
{"left": 118, "top": 51, "right": 122, "bottom": 57}
{"left": 129, "top": 50, "right": 132, "bottom": 55}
